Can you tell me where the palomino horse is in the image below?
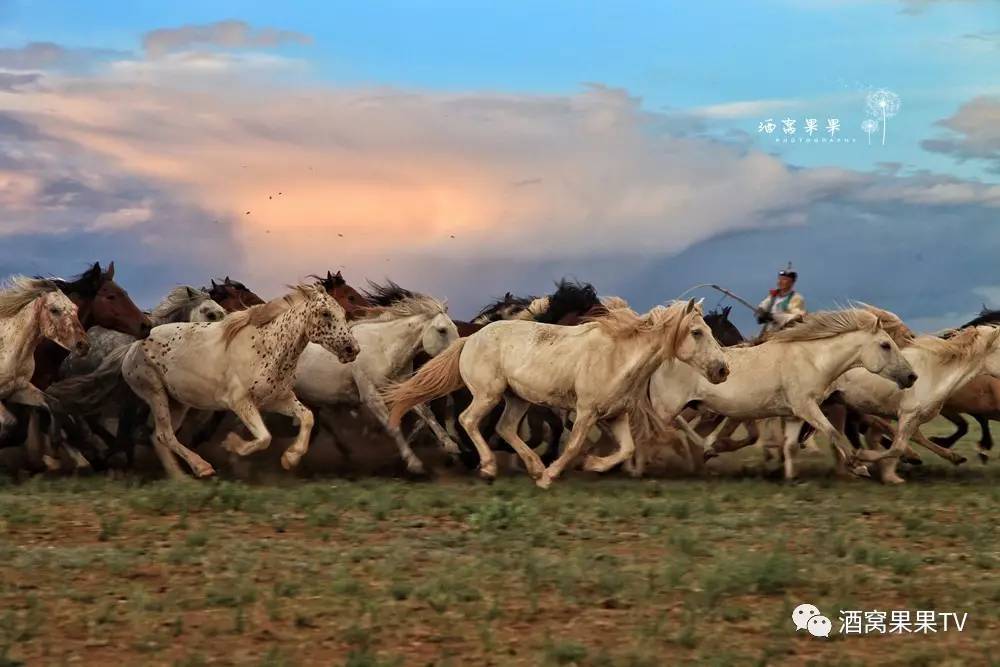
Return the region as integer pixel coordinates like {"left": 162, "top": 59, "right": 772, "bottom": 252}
{"left": 32, "top": 262, "right": 150, "bottom": 390}
{"left": 113, "top": 283, "right": 359, "bottom": 478}
{"left": 0, "top": 277, "right": 88, "bottom": 468}
{"left": 205, "top": 277, "right": 265, "bottom": 313}
{"left": 295, "top": 287, "right": 460, "bottom": 475}
{"left": 387, "top": 299, "right": 729, "bottom": 489}
{"left": 646, "top": 308, "right": 917, "bottom": 481}
{"left": 833, "top": 324, "right": 1000, "bottom": 483}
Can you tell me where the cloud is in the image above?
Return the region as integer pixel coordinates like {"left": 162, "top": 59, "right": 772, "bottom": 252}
{"left": 898, "top": 0, "right": 979, "bottom": 15}
{"left": 1, "top": 40, "right": 999, "bottom": 322}
{"left": 962, "top": 30, "right": 1000, "bottom": 47}
{"left": 0, "top": 41, "right": 127, "bottom": 71}
{"left": 142, "top": 20, "right": 312, "bottom": 58}
{"left": 922, "top": 96, "right": 1000, "bottom": 172}
{"left": 0, "top": 72, "right": 41, "bottom": 91}
{"left": 691, "top": 98, "right": 802, "bottom": 120}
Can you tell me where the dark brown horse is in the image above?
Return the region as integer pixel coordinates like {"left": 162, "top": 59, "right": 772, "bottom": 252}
{"left": 313, "top": 270, "right": 373, "bottom": 320}
{"left": 205, "top": 277, "right": 265, "bottom": 313}
{"left": 32, "top": 262, "right": 150, "bottom": 390}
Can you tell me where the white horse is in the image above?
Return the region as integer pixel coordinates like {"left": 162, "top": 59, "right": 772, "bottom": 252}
{"left": 0, "top": 277, "right": 89, "bottom": 468}
{"left": 645, "top": 308, "right": 917, "bottom": 480}
{"left": 60, "top": 286, "right": 225, "bottom": 379}
{"left": 116, "top": 283, "right": 359, "bottom": 479}
{"left": 387, "top": 300, "right": 729, "bottom": 489}
{"left": 832, "top": 324, "right": 1000, "bottom": 483}
{"left": 294, "top": 291, "right": 459, "bottom": 475}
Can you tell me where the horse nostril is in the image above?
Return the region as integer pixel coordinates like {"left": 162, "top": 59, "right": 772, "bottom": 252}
{"left": 907, "top": 373, "right": 918, "bottom": 385}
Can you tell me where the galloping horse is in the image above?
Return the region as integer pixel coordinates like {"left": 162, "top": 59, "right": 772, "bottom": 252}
{"left": 205, "top": 277, "right": 265, "bottom": 313}
{"left": 313, "top": 270, "right": 374, "bottom": 321}
{"left": 388, "top": 300, "right": 729, "bottom": 488}
{"left": 0, "top": 277, "right": 89, "bottom": 468}
{"left": 32, "top": 262, "right": 150, "bottom": 390}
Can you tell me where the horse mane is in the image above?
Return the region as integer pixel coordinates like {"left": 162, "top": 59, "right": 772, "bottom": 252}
{"left": 851, "top": 302, "right": 915, "bottom": 347}
{"left": 587, "top": 301, "right": 692, "bottom": 341}
{"left": 601, "top": 296, "right": 630, "bottom": 311}
{"left": 514, "top": 296, "right": 550, "bottom": 320}
{"left": 959, "top": 307, "right": 1000, "bottom": 329}
{"left": 766, "top": 309, "right": 880, "bottom": 344}
{"left": 360, "top": 292, "right": 448, "bottom": 323}
{"left": 150, "top": 286, "right": 211, "bottom": 324}
{"left": 49, "top": 262, "right": 107, "bottom": 297}
{"left": 0, "top": 276, "right": 60, "bottom": 318}
{"left": 911, "top": 326, "right": 998, "bottom": 363}
{"left": 471, "top": 292, "right": 535, "bottom": 324}
{"left": 533, "top": 279, "right": 601, "bottom": 325}
{"left": 363, "top": 279, "right": 415, "bottom": 307}
{"left": 221, "top": 283, "right": 317, "bottom": 346}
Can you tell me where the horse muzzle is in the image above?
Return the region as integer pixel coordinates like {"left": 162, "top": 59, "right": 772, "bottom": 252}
{"left": 709, "top": 361, "right": 730, "bottom": 384}
{"left": 896, "top": 371, "right": 918, "bottom": 390}
{"left": 336, "top": 341, "right": 360, "bottom": 363}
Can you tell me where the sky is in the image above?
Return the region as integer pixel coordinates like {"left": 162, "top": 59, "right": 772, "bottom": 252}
{"left": 0, "top": 0, "right": 997, "bottom": 332}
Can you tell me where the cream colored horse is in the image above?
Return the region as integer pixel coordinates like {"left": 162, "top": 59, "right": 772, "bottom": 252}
{"left": 386, "top": 300, "right": 729, "bottom": 489}
{"left": 0, "top": 277, "right": 89, "bottom": 464}
{"left": 121, "top": 284, "right": 359, "bottom": 478}
{"left": 644, "top": 309, "right": 917, "bottom": 480}
{"left": 833, "top": 325, "right": 1000, "bottom": 483}
{"left": 295, "top": 292, "right": 460, "bottom": 475}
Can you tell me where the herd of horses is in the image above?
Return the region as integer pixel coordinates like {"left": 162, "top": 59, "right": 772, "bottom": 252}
{"left": 3, "top": 261, "right": 1000, "bottom": 488}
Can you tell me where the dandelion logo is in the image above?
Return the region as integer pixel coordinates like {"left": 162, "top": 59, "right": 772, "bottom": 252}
{"left": 865, "top": 89, "right": 901, "bottom": 146}
{"left": 861, "top": 118, "right": 879, "bottom": 145}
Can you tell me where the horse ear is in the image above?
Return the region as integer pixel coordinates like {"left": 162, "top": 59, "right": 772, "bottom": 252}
{"left": 990, "top": 326, "right": 1000, "bottom": 347}
{"left": 334, "top": 270, "right": 342, "bottom": 279}
{"left": 210, "top": 279, "right": 218, "bottom": 289}
{"left": 685, "top": 298, "right": 695, "bottom": 314}
{"left": 326, "top": 270, "right": 334, "bottom": 280}
{"left": 186, "top": 286, "right": 197, "bottom": 298}
{"left": 105, "top": 261, "right": 115, "bottom": 280}
{"left": 224, "top": 276, "right": 232, "bottom": 285}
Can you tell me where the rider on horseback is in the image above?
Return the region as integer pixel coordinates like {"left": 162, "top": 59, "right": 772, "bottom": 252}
{"left": 755, "top": 262, "right": 806, "bottom": 332}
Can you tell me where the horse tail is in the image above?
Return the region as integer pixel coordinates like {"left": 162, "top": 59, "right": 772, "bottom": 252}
{"left": 385, "top": 338, "right": 467, "bottom": 428}
{"left": 629, "top": 380, "right": 673, "bottom": 448}
{"left": 46, "top": 343, "right": 132, "bottom": 414}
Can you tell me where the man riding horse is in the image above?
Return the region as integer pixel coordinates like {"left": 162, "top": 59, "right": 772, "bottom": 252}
{"left": 755, "top": 262, "right": 806, "bottom": 333}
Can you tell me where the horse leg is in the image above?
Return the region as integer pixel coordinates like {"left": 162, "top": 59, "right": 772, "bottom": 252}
{"left": 975, "top": 414, "right": 993, "bottom": 463}
{"left": 128, "top": 364, "right": 212, "bottom": 479}
{"left": 930, "top": 411, "right": 967, "bottom": 448}
{"left": 458, "top": 394, "right": 503, "bottom": 481}
{"left": 9, "top": 386, "right": 91, "bottom": 471}
{"left": 352, "top": 368, "right": 427, "bottom": 476}
{"left": 221, "top": 399, "right": 272, "bottom": 457}
{"left": 583, "top": 413, "right": 637, "bottom": 473}
{"left": 782, "top": 418, "right": 803, "bottom": 480}
{"left": 314, "top": 407, "right": 354, "bottom": 465}
{"left": 539, "top": 410, "right": 597, "bottom": 489}
{"left": 268, "top": 393, "right": 314, "bottom": 470}
{"left": 411, "top": 403, "right": 461, "bottom": 456}
{"left": 494, "top": 395, "right": 545, "bottom": 480}
{"left": 0, "top": 401, "right": 16, "bottom": 439}
{"left": 909, "top": 427, "right": 966, "bottom": 466}
{"left": 871, "top": 413, "right": 922, "bottom": 485}
{"left": 792, "top": 401, "right": 870, "bottom": 478}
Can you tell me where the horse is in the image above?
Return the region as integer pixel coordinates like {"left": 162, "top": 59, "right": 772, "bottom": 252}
{"left": 60, "top": 286, "right": 225, "bottom": 378}
{"left": 645, "top": 308, "right": 917, "bottom": 481}
{"left": 59, "top": 284, "right": 359, "bottom": 479}
{"left": 0, "top": 277, "right": 89, "bottom": 469}
{"left": 32, "top": 262, "right": 150, "bottom": 390}
{"left": 471, "top": 292, "right": 537, "bottom": 325}
{"left": 205, "top": 277, "right": 265, "bottom": 313}
{"left": 387, "top": 299, "right": 729, "bottom": 489}
{"left": 294, "top": 287, "right": 460, "bottom": 475}
{"left": 925, "top": 307, "right": 1000, "bottom": 461}
{"left": 832, "top": 324, "right": 1000, "bottom": 483}
{"left": 313, "top": 270, "right": 373, "bottom": 321}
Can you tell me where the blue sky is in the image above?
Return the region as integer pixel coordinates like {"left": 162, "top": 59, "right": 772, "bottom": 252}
{"left": 0, "top": 0, "right": 997, "bottom": 330}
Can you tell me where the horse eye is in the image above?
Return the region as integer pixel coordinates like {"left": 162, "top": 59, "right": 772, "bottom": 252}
{"left": 106, "top": 294, "right": 116, "bottom": 301}
{"left": 347, "top": 296, "right": 356, "bottom": 303}
{"left": 880, "top": 341, "right": 891, "bottom": 350}
{"left": 49, "top": 307, "right": 61, "bottom": 315}
{"left": 323, "top": 310, "right": 333, "bottom": 319}
{"left": 691, "top": 329, "right": 703, "bottom": 338}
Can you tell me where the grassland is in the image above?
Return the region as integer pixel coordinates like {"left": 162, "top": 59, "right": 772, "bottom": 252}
{"left": 1, "top": 419, "right": 999, "bottom": 666}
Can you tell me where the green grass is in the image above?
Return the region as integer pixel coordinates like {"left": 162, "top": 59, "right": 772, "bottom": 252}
{"left": 0, "top": 418, "right": 998, "bottom": 665}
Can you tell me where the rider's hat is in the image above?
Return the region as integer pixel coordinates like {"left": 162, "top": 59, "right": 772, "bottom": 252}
{"left": 778, "top": 262, "right": 797, "bottom": 281}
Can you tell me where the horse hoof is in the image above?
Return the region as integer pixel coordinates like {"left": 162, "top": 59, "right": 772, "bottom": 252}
{"left": 195, "top": 465, "right": 216, "bottom": 478}
{"left": 281, "top": 453, "right": 300, "bottom": 470}
{"left": 953, "top": 456, "right": 967, "bottom": 466}
{"left": 902, "top": 457, "right": 923, "bottom": 466}
{"left": 703, "top": 449, "right": 719, "bottom": 462}
{"left": 978, "top": 452, "right": 990, "bottom": 465}
{"left": 850, "top": 465, "right": 871, "bottom": 479}
{"left": 535, "top": 474, "right": 553, "bottom": 490}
